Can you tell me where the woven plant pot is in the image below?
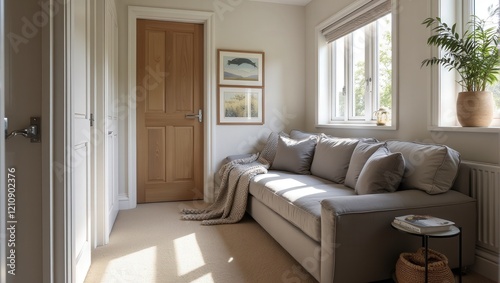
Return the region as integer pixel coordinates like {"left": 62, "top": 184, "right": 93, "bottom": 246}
{"left": 395, "top": 248, "right": 454, "bottom": 283}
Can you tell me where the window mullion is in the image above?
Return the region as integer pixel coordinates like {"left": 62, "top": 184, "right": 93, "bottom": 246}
{"left": 371, "top": 21, "right": 379, "bottom": 120}
{"left": 365, "top": 24, "right": 374, "bottom": 121}
{"left": 346, "top": 35, "right": 354, "bottom": 121}
{"left": 329, "top": 43, "right": 335, "bottom": 121}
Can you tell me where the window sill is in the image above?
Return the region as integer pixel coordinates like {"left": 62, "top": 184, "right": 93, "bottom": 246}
{"left": 429, "top": 126, "right": 500, "bottom": 133}
{"left": 316, "top": 123, "right": 397, "bottom": 131}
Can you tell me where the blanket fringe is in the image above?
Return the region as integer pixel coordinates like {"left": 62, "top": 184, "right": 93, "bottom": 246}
{"left": 180, "top": 153, "right": 269, "bottom": 225}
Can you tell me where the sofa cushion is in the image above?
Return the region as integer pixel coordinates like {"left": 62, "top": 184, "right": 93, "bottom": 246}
{"left": 386, "top": 140, "right": 460, "bottom": 194}
{"left": 249, "top": 170, "right": 355, "bottom": 241}
{"left": 259, "top": 131, "right": 289, "bottom": 165}
{"left": 345, "top": 141, "right": 386, "bottom": 189}
{"left": 310, "top": 136, "right": 359, "bottom": 183}
{"left": 271, "top": 135, "right": 318, "bottom": 174}
{"left": 355, "top": 147, "right": 405, "bottom": 194}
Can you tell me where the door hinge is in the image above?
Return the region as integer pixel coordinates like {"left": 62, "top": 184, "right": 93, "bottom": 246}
{"left": 90, "top": 113, "right": 94, "bottom": 127}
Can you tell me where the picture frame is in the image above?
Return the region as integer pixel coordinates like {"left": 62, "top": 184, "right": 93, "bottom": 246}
{"left": 218, "top": 50, "right": 264, "bottom": 87}
{"left": 218, "top": 87, "right": 264, "bottom": 125}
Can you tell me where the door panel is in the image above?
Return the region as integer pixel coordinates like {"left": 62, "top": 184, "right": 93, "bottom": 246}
{"left": 137, "top": 20, "right": 204, "bottom": 203}
{"left": 104, "top": 0, "right": 119, "bottom": 238}
{"left": 71, "top": 0, "right": 91, "bottom": 281}
{"left": 147, "top": 127, "right": 166, "bottom": 181}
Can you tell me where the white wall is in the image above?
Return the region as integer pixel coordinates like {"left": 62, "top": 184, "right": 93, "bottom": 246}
{"left": 304, "top": 0, "right": 500, "bottom": 164}
{"left": 115, "top": 0, "right": 306, "bottom": 200}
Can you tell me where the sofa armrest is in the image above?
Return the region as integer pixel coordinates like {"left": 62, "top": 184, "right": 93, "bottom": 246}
{"left": 320, "top": 190, "right": 476, "bottom": 283}
{"left": 321, "top": 189, "right": 475, "bottom": 215}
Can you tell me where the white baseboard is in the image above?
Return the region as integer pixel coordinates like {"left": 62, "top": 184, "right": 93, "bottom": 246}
{"left": 472, "top": 249, "right": 500, "bottom": 282}
{"left": 119, "top": 195, "right": 136, "bottom": 210}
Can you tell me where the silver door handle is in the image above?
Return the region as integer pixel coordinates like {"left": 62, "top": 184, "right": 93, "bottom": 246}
{"left": 5, "top": 117, "right": 41, "bottom": 143}
{"left": 185, "top": 109, "right": 202, "bottom": 123}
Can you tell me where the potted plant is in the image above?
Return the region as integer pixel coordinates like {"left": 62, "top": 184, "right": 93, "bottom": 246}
{"left": 422, "top": 9, "right": 500, "bottom": 127}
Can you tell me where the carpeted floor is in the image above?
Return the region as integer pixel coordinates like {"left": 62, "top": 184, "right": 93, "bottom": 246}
{"left": 84, "top": 201, "right": 497, "bottom": 283}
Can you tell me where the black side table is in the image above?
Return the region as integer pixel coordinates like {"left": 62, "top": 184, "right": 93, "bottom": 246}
{"left": 392, "top": 223, "right": 462, "bottom": 283}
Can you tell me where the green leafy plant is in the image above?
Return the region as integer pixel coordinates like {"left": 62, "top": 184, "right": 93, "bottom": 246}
{"left": 422, "top": 9, "right": 500, "bottom": 92}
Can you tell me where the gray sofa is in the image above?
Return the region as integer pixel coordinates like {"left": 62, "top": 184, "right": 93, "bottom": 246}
{"left": 220, "top": 131, "right": 477, "bottom": 283}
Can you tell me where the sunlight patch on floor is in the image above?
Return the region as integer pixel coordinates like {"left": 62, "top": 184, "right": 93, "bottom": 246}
{"left": 174, "top": 233, "right": 206, "bottom": 276}
{"left": 101, "top": 246, "right": 157, "bottom": 282}
{"left": 190, "top": 273, "right": 215, "bottom": 283}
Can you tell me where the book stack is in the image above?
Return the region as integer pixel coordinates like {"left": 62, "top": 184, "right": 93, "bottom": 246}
{"left": 392, "top": 215, "right": 454, "bottom": 234}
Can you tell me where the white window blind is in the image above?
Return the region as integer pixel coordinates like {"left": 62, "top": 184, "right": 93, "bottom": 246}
{"left": 322, "top": 0, "right": 392, "bottom": 43}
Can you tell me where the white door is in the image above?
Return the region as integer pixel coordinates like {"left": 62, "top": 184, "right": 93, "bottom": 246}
{"left": 104, "top": 0, "right": 119, "bottom": 239}
{"left": 70, "top": 0, "right": 92, "bottom": 282}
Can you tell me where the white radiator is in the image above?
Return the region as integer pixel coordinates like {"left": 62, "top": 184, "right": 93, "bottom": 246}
{"left": 463, "top": 161, "right": 500, "bottom": 265}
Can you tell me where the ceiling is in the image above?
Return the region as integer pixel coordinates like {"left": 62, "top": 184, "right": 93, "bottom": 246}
{"left": 249, "top": 0, "right": 312, "bottom": 6}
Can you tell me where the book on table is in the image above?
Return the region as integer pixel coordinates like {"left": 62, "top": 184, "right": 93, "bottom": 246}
{"left": 393, "top": 215, "right": 454, "bottom": 234}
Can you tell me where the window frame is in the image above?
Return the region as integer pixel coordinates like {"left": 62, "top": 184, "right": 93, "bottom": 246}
{"left": 315, "top": 0, "right": 399, "bottom": 130}
{"left": 429, "top": 0, "right": 500, "bottom": 132}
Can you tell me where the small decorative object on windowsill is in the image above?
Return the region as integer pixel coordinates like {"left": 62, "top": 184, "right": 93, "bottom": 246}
{"left": 374, "top": 107, "right": 390, "bottom": 126}
{"left": 421, "top": 7, "right": 500, "bottom": 127}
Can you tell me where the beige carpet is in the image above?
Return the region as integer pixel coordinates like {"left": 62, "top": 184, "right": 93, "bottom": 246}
{"left": 84, "top": 201, "right": 496, "bottom": 283}
{"left": 84, "top": 201, "right": 316, "bottom": 283}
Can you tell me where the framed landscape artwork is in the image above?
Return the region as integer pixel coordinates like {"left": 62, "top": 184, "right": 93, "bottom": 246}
{"left": 218, "top": 50, "right": 264, "bottom": 87}
{"left": 218, "top": 87, "right": 264, "bottom": 125}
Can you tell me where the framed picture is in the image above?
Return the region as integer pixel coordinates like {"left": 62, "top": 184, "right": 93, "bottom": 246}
{"left": 218, "top": 50, "right": 264, "bottom": 87}
{"left": 218, "top": 87, "right": 264, "bottom": 125}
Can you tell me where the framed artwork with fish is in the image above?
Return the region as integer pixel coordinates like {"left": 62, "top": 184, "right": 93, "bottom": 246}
{"left": 218, "top": 87, "right": 264, "bottom": 125}
{"left": 218, "top": 50, "right": 265, "bottom": 87}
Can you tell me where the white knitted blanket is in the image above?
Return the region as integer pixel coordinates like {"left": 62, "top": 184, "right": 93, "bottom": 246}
{"left": 180, "top": 153, "right": 270, "bottom": 225}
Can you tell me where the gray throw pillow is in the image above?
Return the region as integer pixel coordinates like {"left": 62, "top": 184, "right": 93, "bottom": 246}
{"left": 271, "top": 135, "right": 318, "bottom": 174}
{"left": 344, "top": 141, "right": 386, "bottom": 189}
{"left": 355, "top": 147, "right": 405, "bottom": 195}
{"left": 386, "top": 140, "right": 460, "bottom": 194}
{"left": 289, "top": 129, "right": 321, "bottom": 140}
{"left": 259, "top": 131, "right": 289, "bottom": 165}
{"left": 310, "top": 136, "right": 359, "bottom": 183}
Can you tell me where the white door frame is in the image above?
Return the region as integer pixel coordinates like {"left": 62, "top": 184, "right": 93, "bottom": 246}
{"left": 0, "top": 0, "right": 6, "bottom": 282}
{"left": 51, "top": 0, "right": 89, "bottom": 282}
{"left": 124, "top": 7, "right": 215, "bottom": 209}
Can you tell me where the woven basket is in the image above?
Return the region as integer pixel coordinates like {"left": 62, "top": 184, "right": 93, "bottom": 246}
{"left": 395, "top": 247, "right": 454, "bottom": 283}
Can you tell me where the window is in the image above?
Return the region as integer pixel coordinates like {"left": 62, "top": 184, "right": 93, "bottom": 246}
{"left": 472, "top": 0, "right": 500, "bottom": 118}
{"left": 432, "top": 0, "right": 500, "bottom": 128}
{"left": 316, "top": 0, "right": 396, "bottom": 128}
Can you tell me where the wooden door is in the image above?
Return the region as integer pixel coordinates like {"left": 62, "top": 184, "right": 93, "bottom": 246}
{"left": 136, "top": 20, "right": 204, "bottom": 203}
